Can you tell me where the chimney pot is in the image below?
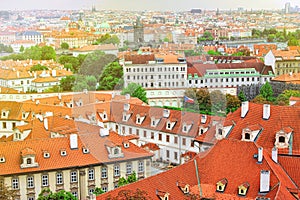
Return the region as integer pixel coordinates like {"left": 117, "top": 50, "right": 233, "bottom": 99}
{"left": 258, "top": 147, "right": 263, "bottom": 163}
{"left": 263, "top": 104, "right": 270, "bottom": 120}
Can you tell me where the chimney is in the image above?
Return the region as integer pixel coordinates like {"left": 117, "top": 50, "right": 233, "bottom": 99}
{"left": 260, "top": 170, "right": 270, "bottom": 193}
{"left": 272, "top": 147, "right": 278, "bottom": 163}
{"left": 52, "top": 69, "right": 56, "bottom": 77}
{"left": 16, "top": 71, "right": 20, "bottom": 78}
{"left": 201, "top": 115, "right": 207, "bottom": 124}
{"left": 99, "top": 128, "right": 109, "bottom": 137}
{"left": 258, "top": 147, "right": 263, "bottom": 163}
{"left": 263, "top": 104, "right": 270, "bottom": 120}
{"left": 163, "top": 109, "right": 170, "bottom": 118}
{"left": 241, "top": 101, "right": 249, "bottom": 118}
{"left": 125, "top": 93, "right": 130, "bottom": 100}
{"left": 70, "top": 134, "right": 78, "bottom": 149}
{"left": 58, "top": 93, "right": 62, "bottom": 100}
{"left": 44, "top": 117, "right": 48, "bottom": 130}
{"left": 124, "top": 103, "right": 130, "bottom": 111}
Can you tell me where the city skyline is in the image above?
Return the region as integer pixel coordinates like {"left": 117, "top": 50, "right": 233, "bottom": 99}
{"left": 0, "top": 0, "right": 299, "bottom": 11}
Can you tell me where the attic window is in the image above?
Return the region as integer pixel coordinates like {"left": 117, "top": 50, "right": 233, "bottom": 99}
{"left": 279, "top": 136, "right": 285, "bottom": 143}
{"left": 123, "top": 142, "right": 130, "bottom": 148}
{"left": 27, "top": 158, "right": 32, "bottom": 164}
{"left": 238, "top": 182, "right": 250, "bottom": 196}
{"left": 43, "top": 152, "right": 50, "bottom": 158}
{"left": 167, "top": 123, "right": 171, "bottom": 129}
{"left": 137, "top": 118, "right": 141, "bottom": 124}
{"left": 114, "top": 148, "right": 119, "bottom": 155}
{"left": 60, "top": 149, "right": 67, "bottom": 156}
{"left": 245, "top": 133, "right": 251, "bottom": 140}
{"left": 216, "top": 178, "right": 228, "bottom": 193}
{"left": 218, "top": 128, "right": 222, "bottom": 135}
{"left": 0, "top": 157, "right": 5, "bottom": 163}
{"left": 82, "top": 147, "right": 89, "bottom": 154}
{"left": 103, "top": 113, "right": 107, "bottom": 119}
{"left": 183, "top": 126, "right": 187, "bottom": 132}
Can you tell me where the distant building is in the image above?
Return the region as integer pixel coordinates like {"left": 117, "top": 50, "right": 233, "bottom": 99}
{"left": 133, "top": 17, "right": 144, "bottom": 45}
{"left": 16, "top": 31, "right": 44, "bottom": 44}
{"left": 190, "top": 8, "right": 202, "bottom": 14}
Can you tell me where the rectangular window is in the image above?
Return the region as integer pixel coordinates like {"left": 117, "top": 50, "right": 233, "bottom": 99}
{"left": 126, "top": 163, "right": 132, "bottom": 175}
{"left": 143, "top": 131, "right": 147, "bottom": 138}
{"left": 88, "top": 169, "right": 94, "bottom": 180}
{"left": 182, "top": 138, "right": 186, "bottom": 146}
{"left": 191, "top": 140, "right": 194, "bottom": 147}
{"left": 3, "top": 122, "right": 6, "bottom": 129}
{"left": 27, "top": 176, "right": 34, "bottom": 188}
{"left": 166, "top": 150, "right": 170, "bottom": 158}
{"left": 129, "top": 128, "right": 132, "bottom": 134}
{"left": 138, "top": 161, "right": 144, "bottom": 172}
{"left": 158, "top": 133, "right": 162, "bottom": 141}
{"left": 102, "top": 186, "right": 108, "bottom": 192}
{"left": 101, "top": 167, "right": 107, "bottom": 178}
{"left": 70, "top": 171, "right": 77, "bottom": 183}
{"left": 56, "top": 173, "right": 63, "bottom": 185}
{"left": 174, "top": 136, "right": 178, "bottom": 144}
{"left": 136, "top": 129, "right": 139, "bottom": 136}
{"left": 174, "top": 152, "right": 178, "bottom": 160}
{"left": 12, "top": 178, "right": 19, "bottom": 189}
{"left": 114, "top": 165, "right": 120, "bottom": 177}
{"left": 166, "top": 135, "right": 170, "bottom": 142}
{"left": 151, "top": 132, "right": 154, "bottom": 139}
{"left": 42, "top": 175, "right": 48, "bottom": 187}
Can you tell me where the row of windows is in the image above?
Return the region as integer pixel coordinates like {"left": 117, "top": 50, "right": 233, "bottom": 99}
{"left": 189, "top": 77, "right": 269, "bottom": 86}
{"left": 207, "top": 70, "right": 255, "bottom": 75}
{"left": 127, "top": 74, "right": 185, "bottom": 80}
{"left": 140, "top": 81, "right": 185, "bottom": 88}
{"left": 125, "top": 66, "right": 186, "bottom": 73}
{"left": 11, "top": 169, "right": 95, "bottom": 189}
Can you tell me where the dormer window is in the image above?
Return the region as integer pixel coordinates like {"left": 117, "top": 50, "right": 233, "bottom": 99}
{"left": 275, "top": 128, "right": 292, "bottom": 148}
{"left": 167, "top": 122, "right": 171, "bottom": 129}
{"left": 122, "top": 112, "right": 132, "bottom": 122}
{"left": 166, "top": 120, "right": 177, "bottom": 130}
{"left": 114, "top": 148, "right": 119, "bottom": 155}
{"left": 156, "top": 190, "right": 169, "bottom": 200}
{"left": 137, "top": 118, "right": 141, "bottom": 124}
{"left": 0, "top": 156, "right": 5, "bottom": 163}
{"left": 1, "top": 110, "right": 9, "bottom": 118}
{"left": 107, "top": 146, "right": 124, "bottom": 159}
{"left": 43, "top": 151, "right": 50, "bottom": 158}
{"left": 151, "top": 117, "right": 160, "bottom": 127}
{"left": 245, "top": 133, "right": 251, "bottom": 140}
{"left": 136, "top": 114, "right": 146, "bottom": 125}
{"left": 216, "top": 178, "right": 228, "bottom": 192}
{"left": 60, "top": 149, "right": 67, "bottom": 156}
{"left": 218, "top": 128, "right": 222, "bottom": 135}
{"left": 177, "top": 182, "right": 190, "bottom": 195}
{"left": 183, "top": 126, "right": 187, "bottom": 132}
{"left": 20, "top": 148, "right": 39, "bottom": 169}
{"left": 103, "top": 113, "right": 107, "bottom": 119}
{"left": 182, "top": 122, "right": 193, "bottom": 133}
{"left": 238, "top": 182, "right": 250, "bottom": 196}
{"left": 82, "top": 147, "right": 89, "bottom": 154}
{"left": 123, "top": 142, "right": 130, "bottom": 148}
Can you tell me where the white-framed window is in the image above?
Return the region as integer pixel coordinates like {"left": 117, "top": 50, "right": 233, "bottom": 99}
{"left": 27, "top": 176, "right": 34, "bottom": 188}
{"left": 28, "top": 197, "right": 34, "bottom": 200}
{"left": 126, "top": 163, "right": 132, "bottom": 174}
{"left": 114, "top": 165, "right": 120, "bottom": 177}
{"left": 70, "top": 171, "right": 77, "bottom": 183}
{"left": 56, "top": 172, "right": 63, "bottom": 185}
{"left": 101, "top": 167, "right": 107, "bottom": 179}
{"left": 72, "top": 191, "right": 78, "bottom": 198}
{"left": 42, "top": 175, "right": 48, "bottom": 187}
{"left": 12, "top": 178, "right": 19, "bottom": 189}
{"left": 138, "top": 161, "right": 144, "bottom": 172}
{"left": 88, "top": 169, "right": 94, "bottom": 180}
{"left": 89, "top": 188, "right": 95, "bottom": 195}
{"left": 102, "top": 186, "right": 108, "bottom": 192}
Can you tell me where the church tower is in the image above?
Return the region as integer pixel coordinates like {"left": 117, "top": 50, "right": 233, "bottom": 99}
{"left": 134, "top": 17, "right": 144, "bottom": 45}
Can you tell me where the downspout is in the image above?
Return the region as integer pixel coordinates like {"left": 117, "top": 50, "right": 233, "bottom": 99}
{"left": 194, "top": 159, "right": 202, "bottom": 198}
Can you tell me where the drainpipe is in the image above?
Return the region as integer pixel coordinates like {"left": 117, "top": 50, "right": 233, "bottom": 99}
{"left": 194, "top": 159, "right": 202, "bottom": 198}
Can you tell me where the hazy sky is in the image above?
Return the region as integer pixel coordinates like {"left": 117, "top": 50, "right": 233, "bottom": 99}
{"left": 0, "top": 0, "right": 299, "bottom": 11}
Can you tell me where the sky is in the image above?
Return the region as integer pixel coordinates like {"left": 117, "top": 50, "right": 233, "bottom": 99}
{"left": 0, "top": 0, "right": 299, "bottom": 11}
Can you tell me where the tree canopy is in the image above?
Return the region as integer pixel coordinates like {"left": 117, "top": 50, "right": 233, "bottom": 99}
{"left": 259, "top": 82, "right": 274, "bottom": 102}
{"left": 121, "top": 83, "right": 148, "bottom": 103}
{"left": 97, "top": 61, "right": 123, "bottom": 90}
{"left": 94, "top": 34, "right": 120, "bottom": 45}
{"left": 60, "top": 42, "right": 69, "bottom": 50}
{"left": 30, "top": 64, "right": 48, "bottom": 72}
{"left": 37, "top": 188, "right": 76, "bottom": 200}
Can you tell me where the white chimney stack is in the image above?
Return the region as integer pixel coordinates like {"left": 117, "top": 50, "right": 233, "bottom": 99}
{"left": 100, "top": 128, "right": 109, "bottom": 137}
{"left": 125, "top": 93, "right": 130, "bottom": 100}
{"left": 70, "top": 134, "right": 78, "bottom": 149}
{"left": 241, "top": 101, "right": 249, "bottom": 118}
{"left": 163, "top": 109, "right": 170, "bottom": 118}
{"left": 260, "top": 170, "right": 270, "bottom": 193}
{"left": 258, "top": 147, "right": 263, "bottom": 163}
{"left": 52, "top": 70, "right": 56, "bottom": 77}
{"left": 44, "top": 117, "right": 48, "bottom": 130}
{"left": 201, "top": 115, "right": 207, "bottom": 124}
{"left": 124, "top": 103, "right": 130, "bottom": 111}
{"left": 263, "top": 104, "right": 270, "bottom": 120}
{"left": 272, "top": 147, "right": 278, "bottom": 163}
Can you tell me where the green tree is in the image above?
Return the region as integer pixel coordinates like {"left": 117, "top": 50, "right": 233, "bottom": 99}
{"left": 19, "top": 45, "right": 24, "bottom": 52}
{"left": 210, "top": 90, "right": 227, "bottom": 115}
{"left": 37, "top": 188, "right": 76, "bottom": 200}
{"left": 79, "top": 51, "right": 117, "bottom": 76}
{"left": 121, "top": 83, "right": 148, "bottom": 103}
{"left": 238, "top": 90, "right": 247, "bottom": 102}
{"left": 30, "top": 64, "right": 48, "bottom": 71}
{"left": 61, "top": 42, "right": 69, "bottom": 50}
{"left": 252, "top": 94, "right": 268, "bottom": 104}
{"left": 98, "top": 61, "right": 123, "bottom": 90}
{"left": 60, "top": 75, "right": 76, "bottom": 91}
{"left": 288, "top": 38, "right": 300, "bottom": 46}
{"left": 44, "top": 85, "right": 62, "bottom": 93}
{"left": 118, "top": 177, "right": 128, "bottom": 187}
{"left": 93, "top": 187, "right": 105, "bottom": 196}
{"left": 0, "top": 178, "right": 17, "bottom": 200}
{"left": 40, "top": 46, "right": 56, "bottom": 60}
{"left": 226, "top": 94, "right": 241, "bottom": 113}
{"left": 259, "top": 82, "right": 274, "bottom": 102}
{"left": 85, "top": 75, "right": 97, "bottom": 91}
{"left": 207, "top": 50, "right": 221, "bottom": 55}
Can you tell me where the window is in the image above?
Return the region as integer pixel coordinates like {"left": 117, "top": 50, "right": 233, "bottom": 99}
{"left": 143, "top": 131, "right": 147, "bottom": 138}
{"left": 151, "top": 132, "right": 154, "bottom": 139}
{"left": 3, "top": 122, "right": 6, "bottom": 129}
{"left": 72, "top": 191, "right": 78, "bottom": 198}
{"left": 129, "top": 128, "right": 132, "bottom": 134}
{"left": 279, "top": 136, "right": 285, "bottom": 143}
{"left": 88, "top": 169, "right": 94, "bottom": 180}
{"left": 89, "top": 188, "right": 95, "bottom": 195}
{"left": 245, "top": 133, "right": 251, "bottom": 140}
{"left": 56, "top": 172, "right": 63, "bottom": 185}
{"left": 101, "top": 167, "right": 107, "bottom": 178}
{"left": 42, "top": 175, "right": 48, "bottom": 187}
{"left": 136, "top": 129, "right": 139, "bottom": 136}
{"left": 218, "top": 128, "right": 222, "bottom": 135}
{"left": 102, "top": 186, "right": 108, "bottom": 192}
{"left": 138, "top": 161, "right": 144, "bottom": 172}
{"left": 27, "top": 176, "right": 34, "bottom": 188}
{"left": 174, "top": 136, "right": 178, "bottom": 144}
{"left": 27, "top": 158, "right": 32, "bottom": 164}
{"left": 126, "top": 163, "right": 132, "bottom": 174}
{"left": 182, "top": 138, "right": 186, "bottom": 146}
{"left": 167, "top": 123, "right": 171, "bottom": 129}
{"left": 166, "top": 135, "right": 170, "bottom": 142}
{"left": 114, "top": 148, "right": 119, "bottom": 155}
{"left": 159, "top": 133, "right": 162, "bottom": 141}
{"left": 114, "top": 165, "right": 120, "bottom": 177}
{"left": 166, "top": 150, "right": 170, "bottom": 158}
{"left": 191, "top": 140, "right": 194, "bottom": 147}
{"left": 12, "top": 178, "right": 19, "bottom": 189}
{"left": 174, "top": 152, "right": 178, "bottom": 160}
{"left": 71, "top": 171, "right": 77, "bottom": 183}
{"left": 28, "top": 197, "right": 34, "bottom": 200}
